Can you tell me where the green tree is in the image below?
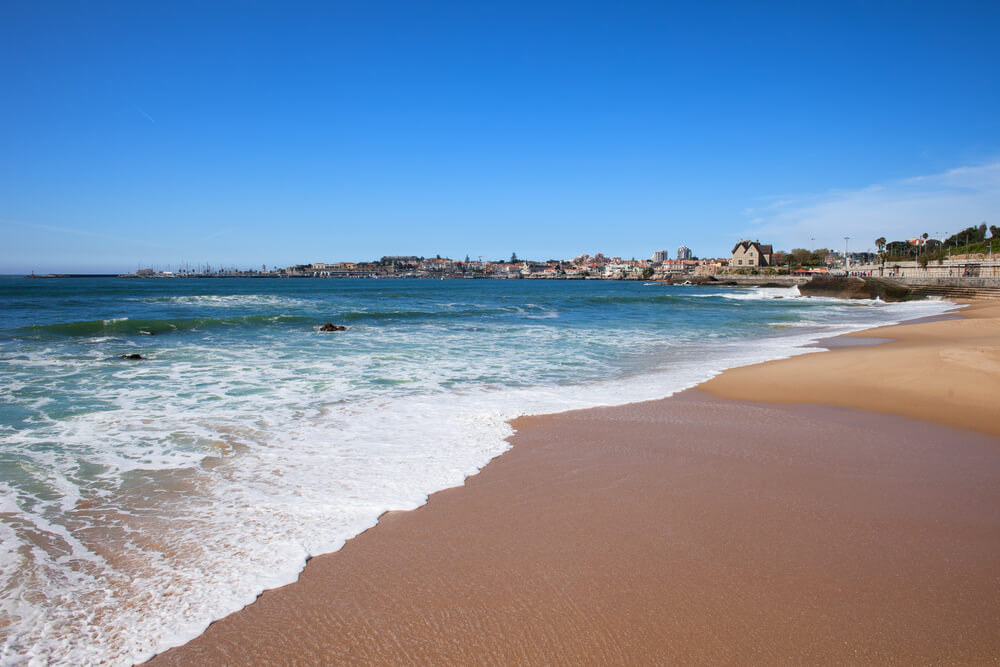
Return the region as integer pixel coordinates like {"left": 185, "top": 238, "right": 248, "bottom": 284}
{"left": 790, "top": 248, "right": 811, "bottom": 265}
{"left": 944, "top": 225, "right": 987, "bottom": 248}
{"left": 810, "top": 248, "right": 831, "bottom": 265}
{"left": 641, "top": 266, "right": 654, "bottom": 280}
{"left": 885, "top": 241, "right": 911, "bottom": 257}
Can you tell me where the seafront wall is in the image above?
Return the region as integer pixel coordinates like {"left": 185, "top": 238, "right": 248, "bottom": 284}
{"left": 850, "top": 257, "right": 1000, "bottom": 279}
{"left": 844, "top": 257, "right": 1000, "bottom": 299}
{"left": 895, "top": 277, "right": 1000, "bottom": 289}
{"left": 889, "top": 277, "right": 1000, "bottom": 300}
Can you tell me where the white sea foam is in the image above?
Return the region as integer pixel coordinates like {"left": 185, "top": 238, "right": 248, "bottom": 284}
{"left": 687, "top": 285, "right": 805, "bottom": 300}
{"left": 140, "top": 294, "right": 315, "bottom": 308}
{"left": 0, "top": 293, "right": 960, "bottom": 665}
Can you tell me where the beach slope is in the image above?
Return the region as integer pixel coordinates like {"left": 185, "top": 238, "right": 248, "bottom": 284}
{"left": 149, "top": 301, "right": 1000, "bottom": 665}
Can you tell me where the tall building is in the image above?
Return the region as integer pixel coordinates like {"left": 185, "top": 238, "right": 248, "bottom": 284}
{"left": 677, "top": 246, "right": 692, "bottom": 260}
{"left": 652, "top": 250, "right": 668, "bottom": 262}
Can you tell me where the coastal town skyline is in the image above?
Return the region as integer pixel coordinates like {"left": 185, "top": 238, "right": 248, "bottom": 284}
{"left": 29, "top": 224, "right": 993, "bottom": 277}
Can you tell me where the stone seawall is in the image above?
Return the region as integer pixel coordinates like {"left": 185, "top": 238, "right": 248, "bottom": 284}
{"left": 890, "top": 277, "right": 1000, "bottom": 300}
{"left": 892, "top": 277, "right": 1000, "bottom": 289}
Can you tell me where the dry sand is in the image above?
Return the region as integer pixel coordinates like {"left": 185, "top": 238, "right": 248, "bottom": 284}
{"left": 149, "top": 300, "right": 1000, "bottom": 666}
{"left": 704, "top": 300, "right": 1000, "bottom": 438}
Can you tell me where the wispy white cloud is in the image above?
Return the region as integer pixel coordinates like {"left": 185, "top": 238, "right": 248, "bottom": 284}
{"left": 742, "top": 162, "right": 1000, "bottom": 252}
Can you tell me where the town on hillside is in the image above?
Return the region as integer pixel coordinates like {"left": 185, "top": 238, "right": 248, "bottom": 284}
{"left": 115, "top": 243, "right": 836, "bottom": 280}
{"left": 102, "top": 225, "right": 998, "bottom": 283}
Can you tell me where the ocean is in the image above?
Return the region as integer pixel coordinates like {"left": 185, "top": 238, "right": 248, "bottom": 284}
{"left": 0, "top": 276, "right": 956, "bottom": 665}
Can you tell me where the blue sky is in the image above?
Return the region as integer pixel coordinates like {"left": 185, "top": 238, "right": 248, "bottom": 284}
{"left": 2, "top": 1, "right": 999, "bottom": 272}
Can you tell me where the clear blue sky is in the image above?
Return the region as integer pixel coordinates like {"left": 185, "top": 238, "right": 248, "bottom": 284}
{"left": 2, "top": 1, "right": 999, "bottom": 272}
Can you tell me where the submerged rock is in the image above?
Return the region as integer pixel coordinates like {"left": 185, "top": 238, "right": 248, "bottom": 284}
{"left": 119, "top": 353, "right": 144, "bottom": 360}
{"left": 319, "top": 323, "right": 348, "bottom": 332}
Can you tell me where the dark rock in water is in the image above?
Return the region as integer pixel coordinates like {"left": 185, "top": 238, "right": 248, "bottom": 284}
{"left": 319, "top": 323, "right": 348, "bottom": 332}
{"left": 870, "top": 279, "right": 915, "bottom": 302}
{"left": 800, "top": 276, "right": 871, "bottom": 299}
{"left": 799, "top": 276, "right": 912, "bottom": 302}
{"left": 120, "top": 353, "right": 144, "bottom": 360}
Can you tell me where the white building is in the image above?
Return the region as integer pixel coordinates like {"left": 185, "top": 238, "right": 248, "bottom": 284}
{"left": 652, "top": 250, "right": 668, "bottom": 262}
{"left": 677, "top": 246, "right": 692, "bottom": 260}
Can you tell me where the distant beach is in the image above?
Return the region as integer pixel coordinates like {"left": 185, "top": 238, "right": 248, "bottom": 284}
{"left": 148, "top": 301, "right": 1000, "bottom": 664}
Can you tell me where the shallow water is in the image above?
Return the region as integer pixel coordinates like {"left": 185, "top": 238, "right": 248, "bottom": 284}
{"left": 0, "top": 276, "right": 956, "bottom": 665}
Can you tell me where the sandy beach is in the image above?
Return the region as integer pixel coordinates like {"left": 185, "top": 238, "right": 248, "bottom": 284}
{"left": 704, "top": 300, "right": 1000, "bottom": 439}
{"left": 149, "top": 300, "right": 1000, "bottom": 665}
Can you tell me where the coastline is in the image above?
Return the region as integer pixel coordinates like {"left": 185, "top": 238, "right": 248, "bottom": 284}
{"left": 148, "top": 299, "right": 1000, "bottom": 665}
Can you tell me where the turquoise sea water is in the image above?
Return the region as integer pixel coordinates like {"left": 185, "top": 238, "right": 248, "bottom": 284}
{"left": 0, "top": 276, "right": 956, "bottom": 665}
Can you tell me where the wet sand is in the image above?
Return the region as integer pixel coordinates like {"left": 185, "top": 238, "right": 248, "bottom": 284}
{"left": 149, "top": 301, "right": 1000, "bottom": 665}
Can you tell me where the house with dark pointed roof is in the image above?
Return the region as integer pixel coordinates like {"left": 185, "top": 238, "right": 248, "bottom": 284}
{"left": 731, "top": 240, "right": 773, "bottom": 268}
